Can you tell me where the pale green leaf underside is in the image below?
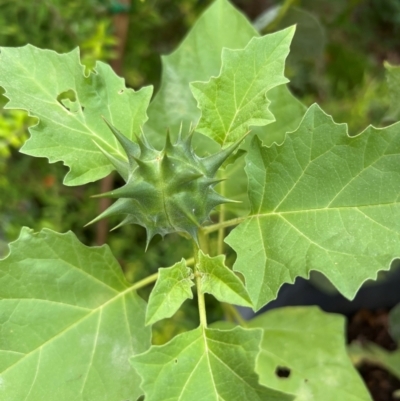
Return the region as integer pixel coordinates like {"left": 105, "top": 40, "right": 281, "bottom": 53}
{"left": 131, "top": 326, "right": 293, "bottom": 401}
{"left": 250, "top": 307, "right": 371, "bottom": 401}
{"left": 146, "top": 259, "right": 194, "bottom": 326}
{"left": 0, "top": 228, "right": 150, "bottom": 401}
{"left": 190, "top": 26, "right": 295, "bottom": 147}
{"left": 0, "top": 46, "right": 153, "bottom": 185}
{"left": 226, "top": 104, "right": 400, "bottom": 310}
{"left": 197, "top": 251, "right": 252, "bottom": 307}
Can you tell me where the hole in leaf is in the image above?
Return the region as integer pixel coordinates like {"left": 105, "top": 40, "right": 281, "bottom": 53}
{"left": 118, "top": 89, "right": 124, "bottom": 94}
{"left": 57, "top": 89, "right": 76, "bottom": 105}
{"left": 57, "top": 89, "right": 82, "bottom": 113}
{"left": 175, "top": 359, "right": 178, "bottom": 363}
{"left": 275, "top": 366, "right": 291, "bottom": 378}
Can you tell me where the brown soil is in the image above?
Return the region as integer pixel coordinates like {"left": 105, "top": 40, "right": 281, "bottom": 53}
{"left": 347, "top": 309, "right": 400, "bottom": 401}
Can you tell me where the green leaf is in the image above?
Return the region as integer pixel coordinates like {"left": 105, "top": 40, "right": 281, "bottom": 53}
{"left": 253, "top": 83, "right": 307, "bottom": 147}
{"left": 144, "top": 0, "right": 303, "bottom": 150}
{"left": 146, "top": 259, "right": 194, "bottom": 326}
{"left": 226, "top": 104, "right": 400, "bottom": 310}
{"left": 190, "top": 26, "right": 295, "bottom": 147}
{"left": 350, "top": 341, "right": 400, "bottom": 381}
{"left": 131, "top": 326, "right": 294, "bottom": 401}
{"left": 144, "top": 0, "right": 258, "bottom": 146}
{"left": 250, "top": 307, "right": 371, "bottom": 401}
{"left": 197, "top": 251, "right": 252, "bottom": 307}
{"left": 0, "top": 228, "right": 150, "bottom": 401}
{"left": 0, "top": 45, "right": 153, "bottom": 185}
{"left": 223, "top": 85, "right": 307, "bottom": 214}
{"left": 142, "top": 0, "right": 305, "bottom": 219}
{"left": 222, "top": 85, "right": 306, "bottom": 215}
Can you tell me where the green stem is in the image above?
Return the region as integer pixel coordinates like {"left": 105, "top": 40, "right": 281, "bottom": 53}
{"left": 193, "top": 241, "right": 207, "bottom": 327}
{"left": 217, "top": 178, "right": 226, "bottom": 255}
{"left": 224, "top": 303, "right": 247, "bottom": 327}
{"left": 221, "top": 302, "right": 235, "bottom": 323}
{"left": 186, "top": 257, "right": 195, "bottom": 266}
{"left": 198, "top": 228, "right": 209, "bottom": 254}
{"left": 202, "top": 216, "right": 245, "bottom": 235}
{"left": 196, "top": 273, "right": 207, "bottom": 327}
{"left": 131, "top": 272, "right": 158, "bottom": 291}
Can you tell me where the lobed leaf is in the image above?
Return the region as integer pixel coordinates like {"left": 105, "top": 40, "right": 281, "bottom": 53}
{"left": 190, "top": 26, "right": 295, "bottom": 147}
{"left": 0, "top": 228, "right": 150, "bottom": 401}
{"left": 144, "top": 0, "right": 304, "bottom": 151}
{"left": 0, "top": 46, "right": 153, "bottom": 185}
{"left": 131, "top": 326, "right": 294, "bottom": 401}
{"left": 146, "top": 260, "right": 194, "bottom": 326}
{"left": 142, "top": 0, "right": 306, "bottom": 218}
{"left": 144, "top": 0, "right": 258, "bottom": 146}
{"left": 226, "top": 104, "right": 400, "bottom": 310}
{"left": 197, "top": 251, "right": 252, "bottom": 307}
{"left": 250, "top": 307, "right": 371, "bottom": 401}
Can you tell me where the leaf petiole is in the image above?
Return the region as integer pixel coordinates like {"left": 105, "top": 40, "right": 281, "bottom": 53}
{"left": 201, "top": 216, "right": 246, "bottom": 235}
{"left": 131, "top": 272, "right": 159, "bottom": 291}
{"left": 193, "top": 241, "right": 208, "bottom": 327}
{"left": 217, "top": 177, "right": 226, "bottom": 255}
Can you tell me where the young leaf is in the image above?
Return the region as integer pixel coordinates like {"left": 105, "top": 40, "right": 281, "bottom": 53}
{"left": 131, "top": 326, "right": 294, "bottom": 401}
{"left": 350, "top": 342, "right": 400, "bottom": 381}
{"left": 146, "top": 259, "right": 194, "bottom": 326}
{"left": 197, "top": 251, "right": 252, "bottom": 307}
{"left": 144, "top": 0, "right": 258, "bottom": 144}
{"left": 0, "top": 228, "right": 150, "bottom": 401}
{"left": 0, "top": 46, "right": 153, "bottom": 185}
{"left": 250, "top": 307, "right": 371, "bottom": 401}
{"left": 142, "top": 0, "right": 305, "bottom": 218}
{"left": 226, "top": 104, "right": 400, "bottom": 310}
{"left": 190, "top": 26, "right": 295, "bottom": 147}
{"left": 223, "top": 85, "right": 306, "bottom": 214}
{"left": 144, "top": 0, "right": 303, "bottom": 149}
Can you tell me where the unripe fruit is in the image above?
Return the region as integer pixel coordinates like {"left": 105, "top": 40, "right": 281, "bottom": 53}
{"left": 89, "top": 120, "right": 241, "bottom": 248}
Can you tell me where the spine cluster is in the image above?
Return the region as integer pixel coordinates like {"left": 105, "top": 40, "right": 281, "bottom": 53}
{"left": 89, "top": 121, "right": 240, "bottom": 248}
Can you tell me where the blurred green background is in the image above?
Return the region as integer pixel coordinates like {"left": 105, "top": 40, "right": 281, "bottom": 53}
{"left": 1, "top": 0, "right": 400, "bottom": 342}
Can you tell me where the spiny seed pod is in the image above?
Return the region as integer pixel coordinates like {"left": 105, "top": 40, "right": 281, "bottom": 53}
{"left": 88, "top": 120, "right": 241, "bottom": 248}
